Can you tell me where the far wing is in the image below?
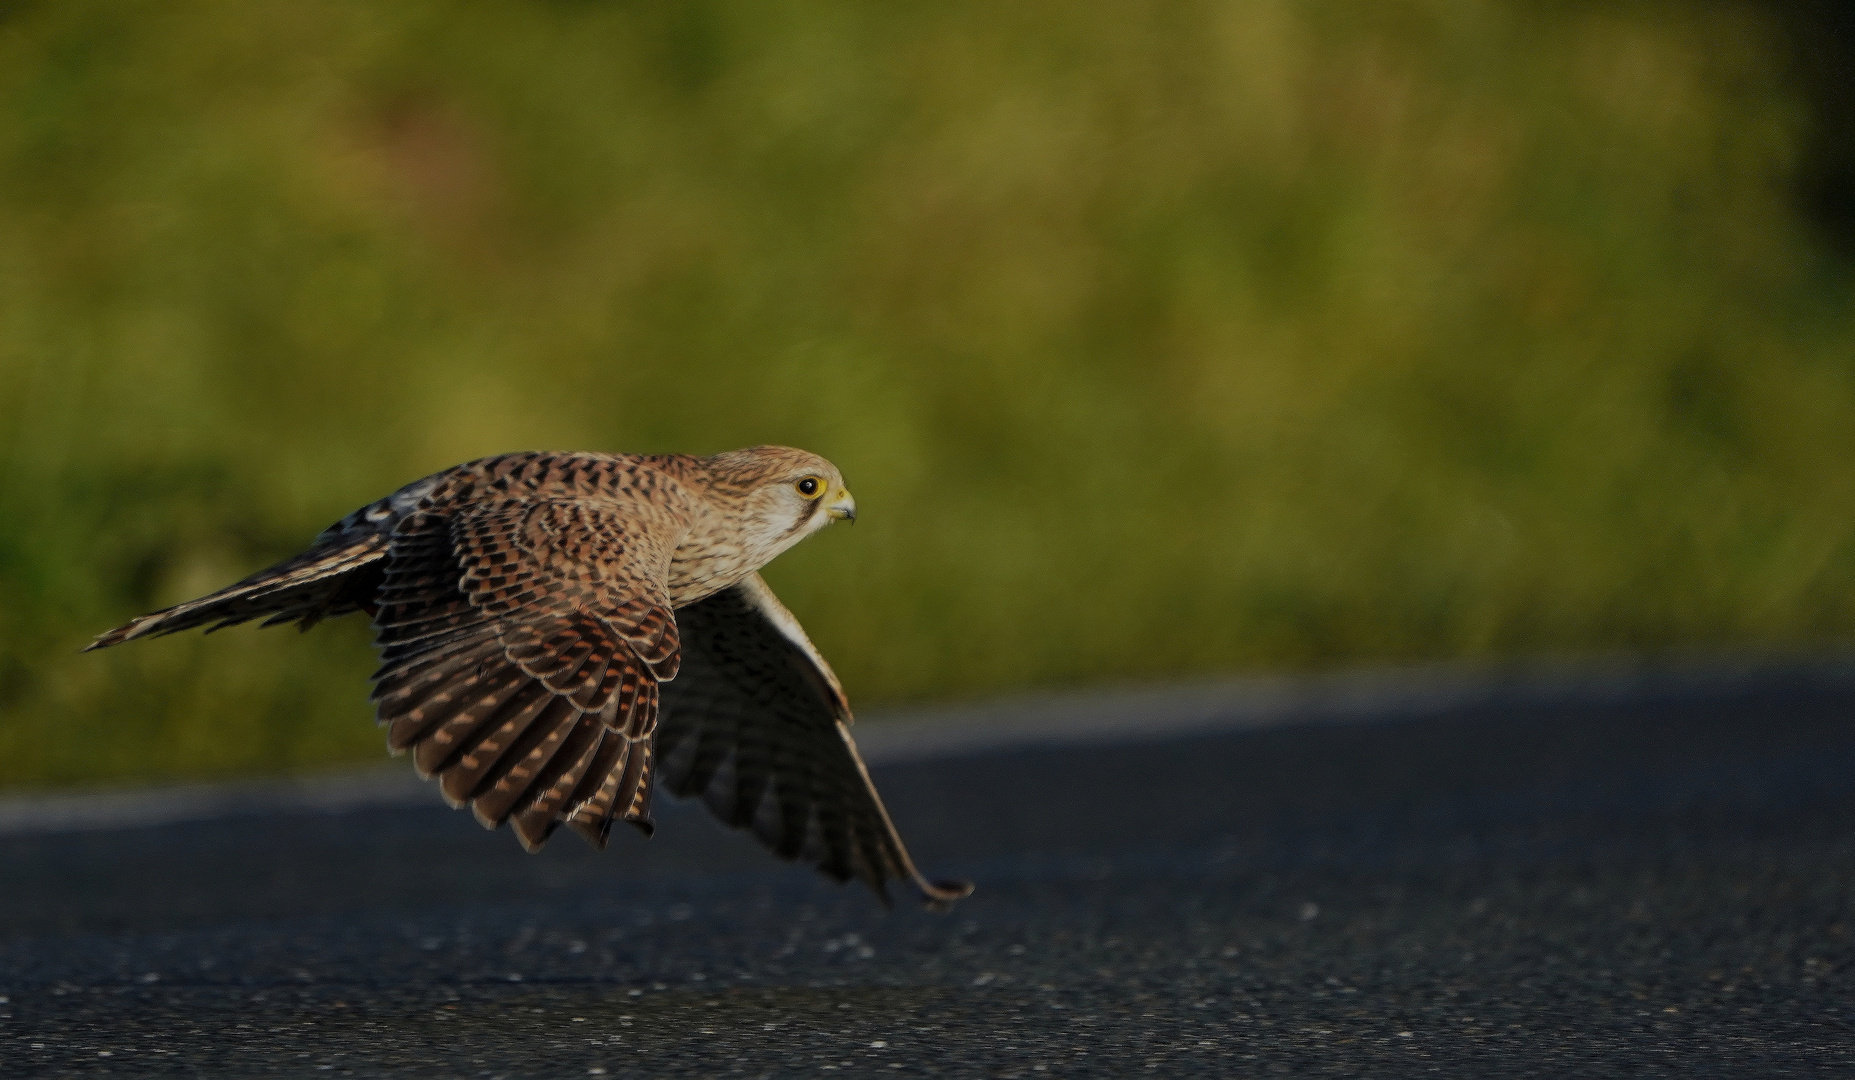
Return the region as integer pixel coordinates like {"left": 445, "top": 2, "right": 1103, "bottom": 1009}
{"left": 655, "top": 573, "right": 971, "bottom": 909}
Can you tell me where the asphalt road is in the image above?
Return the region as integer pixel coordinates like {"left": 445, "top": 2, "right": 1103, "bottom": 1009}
{"left": 4, "top": 661, "right": 1855, "bottom": 1077}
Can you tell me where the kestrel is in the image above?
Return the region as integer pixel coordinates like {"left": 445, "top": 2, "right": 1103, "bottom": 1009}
{"left": 88, "top": 447, "right": 972, "bottom": 909}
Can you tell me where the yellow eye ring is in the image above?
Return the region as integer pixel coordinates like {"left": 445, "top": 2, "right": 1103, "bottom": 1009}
{"left": 795, "top": 476, "right": 824, "bottom": 498}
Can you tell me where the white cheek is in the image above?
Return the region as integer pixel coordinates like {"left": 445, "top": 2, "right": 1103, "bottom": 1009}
{"left": 746, "top": 495, "right": 807, "bottom": 546}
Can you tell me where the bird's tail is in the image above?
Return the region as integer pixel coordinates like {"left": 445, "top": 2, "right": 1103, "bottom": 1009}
{"left": 86, "top": 532, "right": 391, "bottom": 651}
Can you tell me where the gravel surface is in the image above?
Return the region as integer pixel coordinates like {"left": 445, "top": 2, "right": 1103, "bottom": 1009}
{"left": 4, "top": 664, "right": 1854, "bottom": 1076}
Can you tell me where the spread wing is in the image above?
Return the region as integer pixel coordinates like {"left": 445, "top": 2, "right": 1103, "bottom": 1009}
{"left": 656, "top": 573, "right": 972, "bottom": 909}
{"left": 369, "top": 497, "right": 681, "bottom": 852}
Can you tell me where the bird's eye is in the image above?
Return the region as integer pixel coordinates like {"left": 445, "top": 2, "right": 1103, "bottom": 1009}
{"left": 795, "top": 477, "right": 823, "bottom": 498}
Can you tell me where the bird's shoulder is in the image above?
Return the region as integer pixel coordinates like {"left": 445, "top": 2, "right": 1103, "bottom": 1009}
{"left": 431, "top": 451, "right": 708, "bottom": 510}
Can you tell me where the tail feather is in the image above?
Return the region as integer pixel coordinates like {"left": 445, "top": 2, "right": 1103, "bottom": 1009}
{"left": 86, "top": 533, "right": 389, "bottom": 651}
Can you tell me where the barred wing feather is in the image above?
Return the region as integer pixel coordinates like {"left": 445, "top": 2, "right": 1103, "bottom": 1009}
{"left": 369, "top": 498, "right": 676, "bottom": 851}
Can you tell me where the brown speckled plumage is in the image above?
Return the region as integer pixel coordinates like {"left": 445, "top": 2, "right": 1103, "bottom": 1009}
{"left": 88, "top": 447, "right": 971, "bottom": 909}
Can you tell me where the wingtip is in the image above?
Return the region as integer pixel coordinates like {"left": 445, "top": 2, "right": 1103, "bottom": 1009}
{"left": 919, "top": 878, "right": 975, "bottom": 913}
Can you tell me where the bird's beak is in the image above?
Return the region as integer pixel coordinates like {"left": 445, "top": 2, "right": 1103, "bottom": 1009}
{"left": 827, "top": 489, "right": 857, "bottom": 523}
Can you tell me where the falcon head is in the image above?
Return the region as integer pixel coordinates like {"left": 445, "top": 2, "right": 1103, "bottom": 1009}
{"left": 705, "top": 445, "right": 857, "bottom": 561}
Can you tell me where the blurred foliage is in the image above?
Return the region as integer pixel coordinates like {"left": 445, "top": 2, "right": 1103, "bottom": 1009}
{"left": 1, "top": 0, "right": 1852, "bottom": 787}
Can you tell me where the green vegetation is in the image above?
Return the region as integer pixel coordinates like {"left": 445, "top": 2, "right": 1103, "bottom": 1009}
{"left": 2, "top": 1, "right": 1852, "bottom": 788}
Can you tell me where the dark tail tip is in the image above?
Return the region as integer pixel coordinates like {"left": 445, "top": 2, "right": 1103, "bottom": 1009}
{"left": 83, "top": 625, "right": 135, "bottom": 652}
{"left": 85, "top": 612, "right": 164, "bottom": 652}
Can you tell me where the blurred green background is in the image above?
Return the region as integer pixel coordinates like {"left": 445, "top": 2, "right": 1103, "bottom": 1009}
{"left": 2, "top": 1, "right": 1852, "bottom": 788}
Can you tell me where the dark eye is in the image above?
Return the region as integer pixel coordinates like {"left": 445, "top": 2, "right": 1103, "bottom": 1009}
{"left": 796, "top": 477, "right": 821, "bottom": 497}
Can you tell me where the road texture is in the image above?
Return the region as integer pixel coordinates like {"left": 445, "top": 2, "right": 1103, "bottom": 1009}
{"left": 3, "top": 659, "right": 1854, "bottom": 1077}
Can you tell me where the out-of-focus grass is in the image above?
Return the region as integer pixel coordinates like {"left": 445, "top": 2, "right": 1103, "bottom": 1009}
{"left": 1, "top": 1, "right": 1851, "bottom": 787}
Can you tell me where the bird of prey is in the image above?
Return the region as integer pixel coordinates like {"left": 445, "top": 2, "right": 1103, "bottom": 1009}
{"left": 88, "top": 447, "right": 972, "bottom": 909}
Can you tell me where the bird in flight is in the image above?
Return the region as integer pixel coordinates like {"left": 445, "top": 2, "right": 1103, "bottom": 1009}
{"left": 88, "top": 446, "right": 971, "bottom": 909}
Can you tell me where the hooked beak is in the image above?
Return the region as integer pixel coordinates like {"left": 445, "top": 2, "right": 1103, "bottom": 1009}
{"left": 826, "top": 489, "right": 857, "bottom": 523}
